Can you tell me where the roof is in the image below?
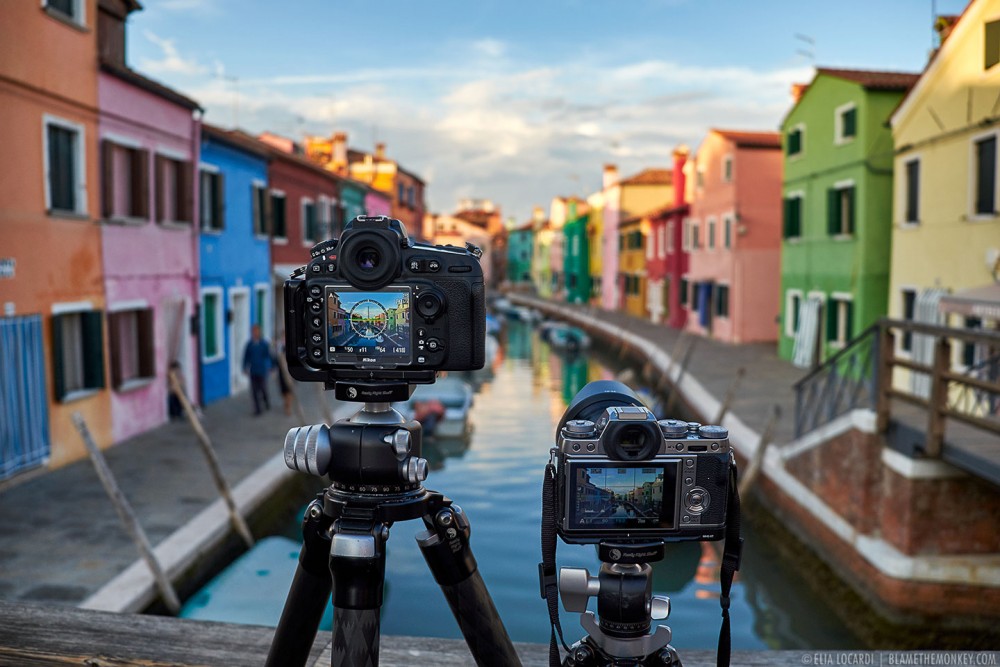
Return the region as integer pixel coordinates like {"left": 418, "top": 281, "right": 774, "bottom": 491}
{"left": 815, "top": 67, "right": 920, "bottom": 92}
{"left": 510, "top": 221, "right": 535, "bottom": 233}
{"left": 100, "top": 61, "right": 201, "bottom": 111}
{"left": 618, "top": 168, "right": 672, "bottom": 187}
{"left": 201, "top": 125, "right": 271, "bottom": 159}
{"left": 649, "top": 203, "right": 689, "bottom": 220}
{"left": 711, "top": 128, "right": 781, "bottom": 149}
{"left": 453, "top": 209, "right": 496, "bottom": 228}
{"left": 620, "top": 203, "right": 671, "bottom": 226}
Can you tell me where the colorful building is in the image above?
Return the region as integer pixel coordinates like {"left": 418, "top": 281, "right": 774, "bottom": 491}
{"left": 0, "top": 0, "right": 110, "bottom": 475}
{"left": 563, "top": 200, "right": 591, "bottom": 304}
{"left": 647, "top": 147, "right": 690, "bottom": 325}
{"left": 530, "top": 207, "right": 554, "bottom": 298}
{"left": 585, "top": 191, "right": 604, "bottom": 305}
{"left": 599, "top": 167, "right": 674, "bottom": 310}
{"left": 778, "top": 68, "right": 919, "bottom": 366}
{"left": 618, "top": 212, "right": 651, "bottom": 319}
{"left": 198, "top": 125, "right": 272, "bottom": 406}
{"left": 684, "top": 130, "right": 783, "bottom": 343}
{"left": 337, "top": 177, "right": 367, "bottom": 236}
{"left": 507, "top": 220, "right": 534, "bottom": 285}
{"left": 888, "top": 1, "right": 1000, "bottom": 379}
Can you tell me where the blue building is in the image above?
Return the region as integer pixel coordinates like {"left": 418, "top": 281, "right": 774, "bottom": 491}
{"left": 199, "top": 125, "right": 272, "bottom": 405}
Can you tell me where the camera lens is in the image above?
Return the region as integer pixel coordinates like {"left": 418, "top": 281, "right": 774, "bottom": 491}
{"left": 357, "top": 247, "right": 381, "bottom": 272}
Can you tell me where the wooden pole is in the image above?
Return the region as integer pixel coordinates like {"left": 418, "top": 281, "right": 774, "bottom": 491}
{"left": 738, "top": 404, "right": 782, "bottom": 497}
{"left": 714, "top": 367, "right": 746, "bottom": 425}
{"left": 276, "top": 351, "right": 308, "bottom": 426}
{"left": 664, "top": 337, "right": 698, "bottom": 417}
{"left": 168, "top": 370, "right": 255, "bottom": 549}
{"left": 925, "top": 337, "right": 951, "bottom": 458}
{"left": 71, "top": 413, "right": 181, "bottom": 615}
{"left": 875, "top": 328, "right": 895, "bottom": 433}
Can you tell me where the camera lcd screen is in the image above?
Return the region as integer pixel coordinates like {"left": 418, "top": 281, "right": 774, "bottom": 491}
{"left": 566, "top": 462, "right": 678, "bottom": 532}
{"left": 325, "top": 286, "right": 412, "bottom": 366}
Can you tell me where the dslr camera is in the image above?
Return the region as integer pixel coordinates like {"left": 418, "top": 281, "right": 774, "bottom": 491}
{"left": 554, "top": 381, "right": 734, "bottom": 545}
{"left": 283, "top": 215, "right": 486, "bottom": 394}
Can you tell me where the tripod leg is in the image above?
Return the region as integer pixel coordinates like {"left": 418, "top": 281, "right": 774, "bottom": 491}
{"left": 267, "top": 500, "right": 333, "bottom": 667}
{"left": 332, "top": 608, "right": 381, "bottom": 667}
{"left": 416, "top": 503, "right": 521, "bottom": 667}
{"left": 329, "top": 519, "right": 388, "bottom": 667}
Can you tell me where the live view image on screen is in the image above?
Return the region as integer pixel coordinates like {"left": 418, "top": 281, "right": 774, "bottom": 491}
{"left": 571, "top": 465, "right": 675, "bottom": 530}
{"left": 326, "top": 287, "right": 411, "bottom": 363}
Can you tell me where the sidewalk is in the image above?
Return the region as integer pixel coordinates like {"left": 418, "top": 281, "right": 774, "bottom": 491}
{"left": 0, "top": 380, "right": 347, "bottom": 607}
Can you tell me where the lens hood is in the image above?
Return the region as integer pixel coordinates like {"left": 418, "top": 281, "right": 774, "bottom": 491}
{"left": 556, "top": 380, "right": 645, "bottom": 440}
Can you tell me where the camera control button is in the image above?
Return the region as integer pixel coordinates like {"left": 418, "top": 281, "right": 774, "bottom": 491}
{"left": 447, "top": 265, "right": 472, "bottom": 273}
{"left": 310, "top": 333, "right": 322, "bottom": 344}
{"left": 685, "top": 459, "right": 694, "bottom": 468}
{"left": 408, "top": 259, "right": 423, "bottom": 272}
{"left": 417, "top": 355, "right": 427, "bottom": 364}
{"left": 426, "top": 338, "right": 442, "bottom": 352}
{"left": 309, "top": 285, "right": 322, "bottom": 297}
{"left": 326, "top": 262, "right": 337, "bottom": 273}
{"left": 311, "top": 348, "right": 323, "bottom": 359}
{"left": 310, "top": 264, "right": 321, "bottom": 273}
{"left": 416, "top": 328, "right": 427, "bottom": 338}
{"left": 311, "top": 317, "right": 322, "bottom": 327}
{"left": 416, "top": 293, "right": 443, "bottom": 319}
{"left": 427, "top": 259, "right": 441, "bottom": 272}
{"left": 310, "top": 302, "right": 322, "bottom": 313}
{"left": 685, "top": 488, "right": 710, "bottom": 514}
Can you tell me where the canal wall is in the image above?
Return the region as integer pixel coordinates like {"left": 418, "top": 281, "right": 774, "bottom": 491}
{"left": 508, "top": 294, "right": 1000, "bottom": 632}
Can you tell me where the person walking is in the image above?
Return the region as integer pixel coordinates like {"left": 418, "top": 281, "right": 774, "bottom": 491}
{"left": 243, "top": 324, "right": 274, "bottom": 416}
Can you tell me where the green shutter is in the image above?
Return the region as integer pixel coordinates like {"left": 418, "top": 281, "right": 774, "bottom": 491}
{"left": 827, "top": 188, "right": 839, "bottom": 236}
{"left": 845, "top": 301, "right": 854, "bottom": 342}
{"left": 82, "top": 311, "right": 105, "bottom": 390}
{"left": 846, "top": 187, "right": 855, "bottom": 235}
{"left": 52, "top": 315, "right": 66, "bottom": 401}
{"left": 843, "top": 108, "right": 856, "bottom": 138}
{"left": 826, "top": 298, "right": 838, "bottom": 342}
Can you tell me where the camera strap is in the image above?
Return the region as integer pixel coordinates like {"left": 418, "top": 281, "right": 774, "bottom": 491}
{"left": 539, "top": 456, "right": 571, "bottom": 667}
{"left": 717, "top": 462, "right": 743, "bottom": 667}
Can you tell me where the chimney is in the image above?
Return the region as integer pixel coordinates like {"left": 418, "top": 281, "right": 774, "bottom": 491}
{"left": 603, "top": 164, "right": 619, "bottom": 189}
{"left": 375, "top": 142, "right": 386, "bottom": 160}
{"left": 791, "top": 83, "right": 809, "bottom": 103}
{"left": 672, "top": 145, "right": 689, "bottom": 208}
{"left": 934, "top": 15, "right": 959, "bottom": 46}
{"left": 532, "top": 206, "right": 545, "bottom": 224}
{"left": 332, "top": 132, "right": 348, "bottom": 171}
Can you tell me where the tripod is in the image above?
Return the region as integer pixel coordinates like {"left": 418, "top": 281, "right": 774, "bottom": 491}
{"left": 558, "top": 542, "right": 682, "bottom": 667}
{"left": 266, "top": 393, "right": 521, "bottom": 667}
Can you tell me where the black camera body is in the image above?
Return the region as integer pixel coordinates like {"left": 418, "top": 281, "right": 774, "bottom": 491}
{"left": 554, "top": 381, "right": 734, "bottom": 545}
{"left": 284, "top": 216, "right": 486, "bottom": 386}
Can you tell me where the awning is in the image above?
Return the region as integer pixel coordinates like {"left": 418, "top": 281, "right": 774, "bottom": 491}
{"left": 939, "top": 283, "right": 1000, "bottom": 320}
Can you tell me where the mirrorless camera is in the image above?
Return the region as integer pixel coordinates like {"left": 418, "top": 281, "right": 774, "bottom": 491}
{"left": 284, "top": 215, "right": 486, "bottom": 389}
{"left": 554, "top": 381, "right": 734, "bottom": 545}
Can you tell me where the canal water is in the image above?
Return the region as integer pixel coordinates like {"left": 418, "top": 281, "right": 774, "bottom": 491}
{"left": 266, "top": 318, "right": 862, "bottom": 650}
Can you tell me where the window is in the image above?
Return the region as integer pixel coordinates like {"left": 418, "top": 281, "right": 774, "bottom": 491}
{"left": 787, "top": 125, "right": 803, "bottom": 157}
{"left": 715, "top": 284, "right": 730, "bottom": 318}
{"left": 696, "top": 168, "right": 704, "bottom": 189}
{"left": 199, "top": 169, "right": 224, "bottom": 232}
{"left": 201, "top": 289, "right": 224, "bottom": 362}
{"left": 692, "top": 223, "right": 700, "bottom": 249}
{"left": 252, "top": 183, "right": 269, "bottom": 236}
{"left": 962, "top": 317, "right": 983, "bottom": 367}
{"left": 679, "top": 277, "right": 689, "bottom": 307}
{"left": 667, "top": 221, "right": 675, "bottom": 253}
{"left": 723, "top": 155, "right": 733, "bottom": 183}
{"left": 101, "top": 140, "right": 149, "bottom": 221}
{"left": 708, "top": 219, "right": 716, "bottom": 249}
{"left": 836, "top": 103, "right": 857, "bottom": 144}
{"left": 45, "top": 0, "right": 84, "bottom": 25}
{"left": 108, "top": 307, "right": 155, "bottom": 390}
{"left": 900, "top": 289, "right": 917, "bottom": 353}
{"left": 302, "top": 199, "right": 318, "bottom": 245}
{"left": 724, "top": 216, "right": 732, "bottom": 249}
{"left": 397, "top": 182, "right": 405, "bottom": 205}
{"left": 904, "top": 159, "right": 920, "bottom": 224}
{"left": 155, "top": 155, "right": 193, "bottom": 224}
{"left": 827, "top": 294, "right": 853, "bottom": 346}
{"left": 785, "top": 290, "right": 803, "bottom": 337}
{"left": 44, "top": 116, "right": 86, "bottom": 215}
{"left": 973, "top": 135, "right": 997, "bottom": 216}
{"left": 646, "top": 232, "right": 655, "bottom": 259}
{"left": 985, "top": 19, "right": 1000, "bottom": 70}
{"left": 827, "top": 184, "right": 855, "bottom": 236}
{"left": 783, "top": 194, "right": 803, "bottom": 239}
{"left": 271, "top": 192, "right": 287, "bottom": 239}
{"left": 407, "top": 185, "right": 415, "bottom": 208}
{"left": 254, "top": 285, "right": 270, "bottom": 338}
{"left": 52, "top": 309, "right": 104, "bottom": 401}
{"left": 682, "top": 220, "right": 690, "bottom": 251}
{"left": 658, "top": 225, "right": 666, "bottom": 258}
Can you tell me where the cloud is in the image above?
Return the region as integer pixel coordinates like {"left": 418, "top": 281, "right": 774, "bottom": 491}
{"left": 139, "top": 30, "right": 206, "bottom": 76}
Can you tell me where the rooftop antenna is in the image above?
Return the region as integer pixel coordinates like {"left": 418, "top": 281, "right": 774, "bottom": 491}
{"left": 794, "top": 33, "right": 815, "bottom": 62}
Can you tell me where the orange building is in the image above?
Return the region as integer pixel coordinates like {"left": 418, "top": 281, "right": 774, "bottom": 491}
{"left": 0, "top": 0, "right": 113, "bottom": 476}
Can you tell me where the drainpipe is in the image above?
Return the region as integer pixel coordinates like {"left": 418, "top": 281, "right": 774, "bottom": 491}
{"left": 192, "top": 109, "right": 203, "bottom": 407}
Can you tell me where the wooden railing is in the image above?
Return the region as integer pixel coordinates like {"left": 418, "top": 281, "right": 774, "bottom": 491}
{"left": 795, "top": 319, "right": 1000, "bottom": 457}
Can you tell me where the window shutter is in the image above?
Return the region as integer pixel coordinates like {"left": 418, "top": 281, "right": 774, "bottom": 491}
{"left": 51, "top": 315, "right": 67, "bottom": 401}
{"left": 263, "top": 188, "right": 273, "bottom": 235}
{"left": 827, "top": 188, "right": 839, "bottom": 235}
{"left": 82, "top": 311, "right": 105, "bottom": 390}
{"left": 843, "top": 108, "right": 856, "bottom": 137}
{"left": 215, "top": 173, "right": 225, "bottom": 230}
{"left": 179, "top": 161, "right": 194, "bottom": 223}
{"left": 826, "top": 297, "right": 838, "bottom": 342}
{"left": 845, "top": 301, "right": 854, "bottom": 342}
{"left": 107, "top": 311, "right": 123, "bottom": 389}
{"left": 101, "top": 140, "right": 115, "bottom": 219}
{"left": 155, "top": 155, "right": 165, "bottom": 222}
{"left": 134, "top": 149, "right": 150, "bottom": 219}
{"left": 846, "top": 187, "right": 855, "bottom": 234}
{"left": 138, "top": 308, "right": 156, "bottom": 378}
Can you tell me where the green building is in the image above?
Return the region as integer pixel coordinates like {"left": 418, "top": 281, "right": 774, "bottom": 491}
{"left": 507, "top": 221, "right": 534, "bottom": 285}
{"left": 338, "top": 178, "right": 368, "bottom": 234}
{"left": 778, "top": 68, "right": 918, "bottom": 365}
{"left": 563, "top": 201, "right": 591, "bottom": 304}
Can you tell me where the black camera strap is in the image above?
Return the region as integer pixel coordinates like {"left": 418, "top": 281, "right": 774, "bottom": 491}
{"left": 539, "top": 452, "right": 744, "bottom": 667}
{"left": 539, "top": 456, "right": 571, "bottom": 667}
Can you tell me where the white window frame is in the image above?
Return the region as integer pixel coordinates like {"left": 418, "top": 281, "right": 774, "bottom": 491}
{"left": 301, "top": 196, "right": 316, "bottom": 247}
{"left": 831, "top": 178, "right": 856, "bottom": 239}
{"left": 199, "top": 163, "right": 223, "bottom": 234}
{"left": 200, "top": 286, "right": 225, "bottom": 364}
{"left": 50, "top": 300, "right": 99, "bottom": 402}
{"left": 251, "top": 179, "right": 268, "bottom": 239}
{"left": 785, "top": 190, "right": 805, "bottom": 242}
{"left": 42, "top": 0, "right": 86, "bottom": 28}
{"left": 691, "top": 220, "right": 701, "bottom": 250}
{"left": 784, "top": 289, "right": 804, "bottom": 338}
{"left": 900, "top": 156, "right": 921, "bottom": 227}
{"left": 722, "top": 154, "right": 733, "bottom": 183}
{"left": 42, "top": 114, "right": 88, "bottom": 217}
{"left": 715, "top": 281, "right": 731, "bottom": 319}
{"left": 829, "top": 291, "right": 854, "bottom": 348}
{"left": 834, "top": 102, "right": 857, "bottom": 146}
{"left": 155, "top": 150, "right": 192, "bottom": 228}
{"left": 107, "top": 300, "right": 156, "bottom": 392}
{"left": 787, "top": 122, "right": 806, "bottom": 160}
{"left": 969, "top": 128, "right": 999, "bottom": 221}
{"left": 270, "top": 189, "right": 288, "bottom": 244}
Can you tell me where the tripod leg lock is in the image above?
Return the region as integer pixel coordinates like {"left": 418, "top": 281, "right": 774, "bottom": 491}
{"left": 329, "top": 521, "right": 388, "bottom": 610}
{"left": 416, "top": 505, "right": 478, "bottom": 586}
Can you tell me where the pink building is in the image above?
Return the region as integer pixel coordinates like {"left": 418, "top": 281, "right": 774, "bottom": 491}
{"left": 684, "top": 129, "right": 782, "bottom": 343}
{"left": 364, "top": 189, "right": 392, "bottom": 218}
{"left": 97, "top": 1, "right": 202, "bottom": 441}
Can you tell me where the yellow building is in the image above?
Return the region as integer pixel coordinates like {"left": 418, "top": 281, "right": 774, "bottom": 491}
{"left": 889, "top": 0, "right": 1000, "bottom": 386}
{"left": 618, "top": 213, "right": 650, "bottom": 319}
{"left": 586, "top": 191, "right": 604, "bottom": 305}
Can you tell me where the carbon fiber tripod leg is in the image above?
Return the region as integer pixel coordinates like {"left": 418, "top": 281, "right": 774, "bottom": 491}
{"left": 417, "top": 504, "right": 522, "bottom": 667}
{"left": 332, "top": 608, "right": 381, "bottom": 667}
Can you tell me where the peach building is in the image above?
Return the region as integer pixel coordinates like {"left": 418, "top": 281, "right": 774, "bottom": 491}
{"left": 684, "top": 129, "right": 783, "bottom": 343}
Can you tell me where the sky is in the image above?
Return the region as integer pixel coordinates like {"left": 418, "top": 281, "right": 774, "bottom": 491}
{"left": 128, "top": 0, "right": 970, "bottom": 223}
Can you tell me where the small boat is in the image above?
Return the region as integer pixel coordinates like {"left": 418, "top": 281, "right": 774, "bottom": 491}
{"left": 395, "top": 377, "right": 474, "bottom": 440}
{"left": 485, "top": 314, "right": 502, "bottom": 336}
{"left": 547, "top": 325, "right": 590, "bottom": 352}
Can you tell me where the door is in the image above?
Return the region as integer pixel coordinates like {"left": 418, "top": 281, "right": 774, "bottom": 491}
{"left": 230, "top": 288, "right": 251, "bottom": 394}
{"left": 0, "top": 315, "right": 50, "bottom": 480}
